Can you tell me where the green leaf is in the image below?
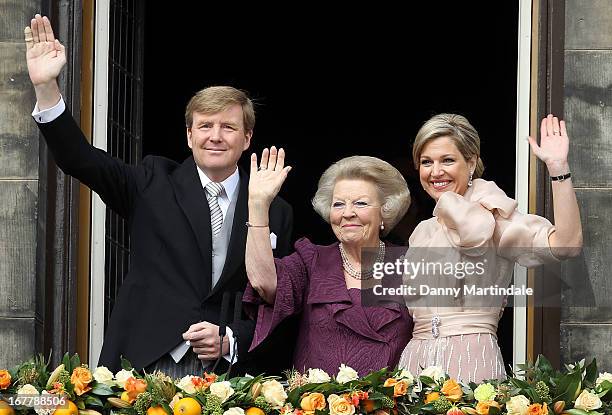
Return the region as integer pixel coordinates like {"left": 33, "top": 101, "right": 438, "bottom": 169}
{"left": 565, "top": 409, "right": 591, "bottom": 415}
{"left": 554, "top": 371, "right": 582, "bottom": 402}
{"left": 584, "top": 359, "right": 598, "bottom": 384}
{"left": 84, "top": 395, "right": 105, "bottom": 408}
{"left": 62, "top": 353, "right": 72, "bottom": 372}
{"left": 91, "top": 383, "right": 115, "bottom": 396}
{"left": 535, "top": 355, "right": 554, "bottom": 374}
{"left": 70, "top": 354, "right": 81, "bottom": 371}
{"left": 418, "top": 376, "right": 435, "bottom": 386}
{"left": 120, "top": 356, "right": 133, "bottom": 371}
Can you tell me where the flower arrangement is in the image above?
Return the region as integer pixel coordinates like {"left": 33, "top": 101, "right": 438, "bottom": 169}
{"left": 0, "top": 354, "right": 610, "bottom": 415}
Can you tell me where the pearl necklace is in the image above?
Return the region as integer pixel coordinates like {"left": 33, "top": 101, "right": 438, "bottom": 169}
{"left": 339, "top": 241, "right": 385, "bottom": 280}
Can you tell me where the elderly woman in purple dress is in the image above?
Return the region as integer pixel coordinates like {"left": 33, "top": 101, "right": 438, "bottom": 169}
{"left": 243, "top": 149, "right": 412, "bottom": 376}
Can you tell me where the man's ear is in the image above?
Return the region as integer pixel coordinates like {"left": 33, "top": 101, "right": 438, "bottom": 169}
{"left": 186, "top": 127, "right": 193, "bottom": 149}
{"left": 243, "top": 130, "right": 253, "bottom": 151}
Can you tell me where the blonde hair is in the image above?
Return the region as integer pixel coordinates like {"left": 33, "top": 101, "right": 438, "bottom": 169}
{"left": 412, "top": 113, "right": 485, "bottom": 178}
{"left": 312, "top": 156, "right": 410, "bottom": 236}
{"left": 185, "top": 86, "right": 255, "bottom": 131}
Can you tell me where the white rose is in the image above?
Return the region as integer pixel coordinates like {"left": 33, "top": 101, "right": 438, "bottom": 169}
{"left": 307, "top": 368, "right": 331, "bottom": 383}
{"left": 336, "top": 364, "right": 359, "bottom": 384}
{"left": 223, "top": 408, "right": 245, "bottom": 415}
{"left": 596, "top": 372, "right": 612, "bottom": 387}
{"left": 397, "top": 369, "right": 414, "bottom": 385}
{"left": 17, "top": 384, "right": 39, "bottom": 396}
{"left": 261, "top": 379, "right": 287, "bottom": 409}
{"left": 210, "top": 381, "right": 235, "bottom": 403}
{"left": 574, "top": 389, "right": 602, "bottom": 411}
{"left": 115, "top": 369, "right": 135, "bottom": 388}
{"left": 176, "top": 376, "right": 197, "bottom": 394}
{"left": 16, "top": 384, "right": 39, "bottom": 407}
{"left": 420, "top": 365, "right": 444, "bottom": 381}
{"left": 505, "top": 394, "right": 530, "bottom": 415}
{"left": 93, "top": 366, "right": 115, "bottom": 387}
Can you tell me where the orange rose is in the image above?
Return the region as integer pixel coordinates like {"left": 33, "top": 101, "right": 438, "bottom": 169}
{"left": 527, "top": 402, "right": 548, "bottom": 415}
{"left": 300, "top": 393, "right": 326, "bottom": 413}
{"left": 392, "top": 380, "right": 409, "bottom": 397}
{"left": 475, "top": 400, "right": 501, "bottom": 415}
{"left": 425, "top": 392, "right": 440, "bottom": 403}
{"left": 203, "top": 373, "right": 218, "bottom": 389}
{"left": 328, "top": 395, "right": 355, "bottom": 415}
{"left": 70, "top": 366, "right": 93, "bottom": 396}
{"left": 125, "top": 377, "right": 148, "bottom": 402}
{"left": 441, "top": 379, "right": 463, "bottom": 402}
{"left": 0, "top": 371, "right": 11, "bottom": 390}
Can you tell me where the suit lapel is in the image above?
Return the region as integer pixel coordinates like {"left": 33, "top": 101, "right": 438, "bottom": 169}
{"left": 208, "top": 168, "right": 249, "bottom": 298}
{"left": 169, "top": 157, "right": 213, "bottom": 295}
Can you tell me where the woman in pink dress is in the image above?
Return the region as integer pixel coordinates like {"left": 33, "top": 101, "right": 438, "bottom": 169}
{"left": 398, "top": 114, "right": 583, "bottom": 383}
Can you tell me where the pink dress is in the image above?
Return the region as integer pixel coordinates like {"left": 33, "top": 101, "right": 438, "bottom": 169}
{"left": 398, "top": 179, "right": 559, "bottom": 383}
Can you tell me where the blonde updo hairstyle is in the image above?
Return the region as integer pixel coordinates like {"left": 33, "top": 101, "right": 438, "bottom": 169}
{"left": 412, "top": 113, "right": 485, "bottom": 178}
{"left": 311, "top": 156, "right": 410, "bottom": 236}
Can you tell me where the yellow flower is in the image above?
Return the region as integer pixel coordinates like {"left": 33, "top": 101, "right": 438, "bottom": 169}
{"left": 473, "top": 383, "right": 496, "bottom": 402}
{"left": 300, "top": 393, "right": 326, "bottom": 412}
{"left": 71, "top": 366, "right": 93, "bottom": 396}
{"left": 475, "top": 400, "right": 500, "bottom": 415}
{"left": 425, "top": 392, "right": 440, "bottom": 403}
{"left": 0, "top": 370, "right": 11, "bottom": 390}
{"left": 441, "top": 379, "right": 462, "bottom": 402}
{"left": 383, "top": 378, "right": 409, "bottom": 397}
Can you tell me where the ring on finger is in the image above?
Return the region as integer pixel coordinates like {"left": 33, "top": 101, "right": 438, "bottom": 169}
{"left": 258, "top": 166, "right": 267, "bottom": 171}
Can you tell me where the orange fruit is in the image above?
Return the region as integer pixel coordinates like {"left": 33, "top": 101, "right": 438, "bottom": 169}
{"left": 245, "top": 408, "right": 265, "bottom": 415}
{"left": 147, "top": 406, "right": 169, "bottom": 415}
{"left": 173, "top": 398, "right": 201, "bottom": 415}
{"left": 0, "top": 401, "right": 15, "bottom": 415}
{"left": 53, "top": 400, "right": 78, "bottom": 415}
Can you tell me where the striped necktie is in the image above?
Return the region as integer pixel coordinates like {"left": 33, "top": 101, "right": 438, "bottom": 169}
{"left": 205, "top": 182, "right": 224, "bottom": 235}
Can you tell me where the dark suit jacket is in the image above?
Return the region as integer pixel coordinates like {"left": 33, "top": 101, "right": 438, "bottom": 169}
{"left": 37, "top": 109, "right": 294, "bottom": 374}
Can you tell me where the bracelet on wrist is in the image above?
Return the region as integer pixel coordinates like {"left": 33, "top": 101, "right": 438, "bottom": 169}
{"left": 245, "top": 222, "right": 269, "bottom": 228}
{"left": 550, "top": 172, "right": 571, "bottom": 182}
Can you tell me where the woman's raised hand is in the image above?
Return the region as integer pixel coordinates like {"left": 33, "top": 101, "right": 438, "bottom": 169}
{"left": 249, "top": 146, "right": 292, "bottom": 206}
{"left": 528, "top": 114, "right": 571, "bottom": 176}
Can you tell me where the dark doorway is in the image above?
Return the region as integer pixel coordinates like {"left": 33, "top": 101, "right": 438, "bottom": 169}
{"left": 143, "top": 2, "right": 519, "bottom": 368}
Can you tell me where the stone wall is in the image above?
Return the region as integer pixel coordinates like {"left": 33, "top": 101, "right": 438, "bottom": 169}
{"left": 560, "top": 0, "right": 612, "bottom": 368}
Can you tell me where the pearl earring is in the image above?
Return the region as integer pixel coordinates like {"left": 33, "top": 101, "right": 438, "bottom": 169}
{"left": 380, "top": 222, "right": 385, "bottom": 231}
{"left": 468, "top": 171, "right": 474, "bottom": 187}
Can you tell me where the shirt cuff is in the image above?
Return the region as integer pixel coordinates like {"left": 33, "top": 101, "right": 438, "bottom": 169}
{"left": 32, "top": 96, "right": 65, "bottom": 123}
{"left": 223, "top": 326, "right": 237, "bottom": 363}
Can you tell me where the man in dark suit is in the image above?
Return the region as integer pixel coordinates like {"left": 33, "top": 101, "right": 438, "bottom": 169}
{"left": 25, "top": 14, "right": 293, "bottom": 377}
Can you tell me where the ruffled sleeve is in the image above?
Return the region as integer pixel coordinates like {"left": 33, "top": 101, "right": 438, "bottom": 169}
{"left": 432, "top": 179, "right": 557, "bottom": 265}
{"left": 433, "top": 189, "right": 497, "bottom": 254}
{"left": 243, "top": 237, "right": 317, "bottom": 351}
{"left": 495, "top": 211, "right": 558, "bottom": 266}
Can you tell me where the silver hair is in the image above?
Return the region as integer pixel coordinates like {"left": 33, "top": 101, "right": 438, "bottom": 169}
{"left": 311, "top": 156, "right": 410, "bottom": 236}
